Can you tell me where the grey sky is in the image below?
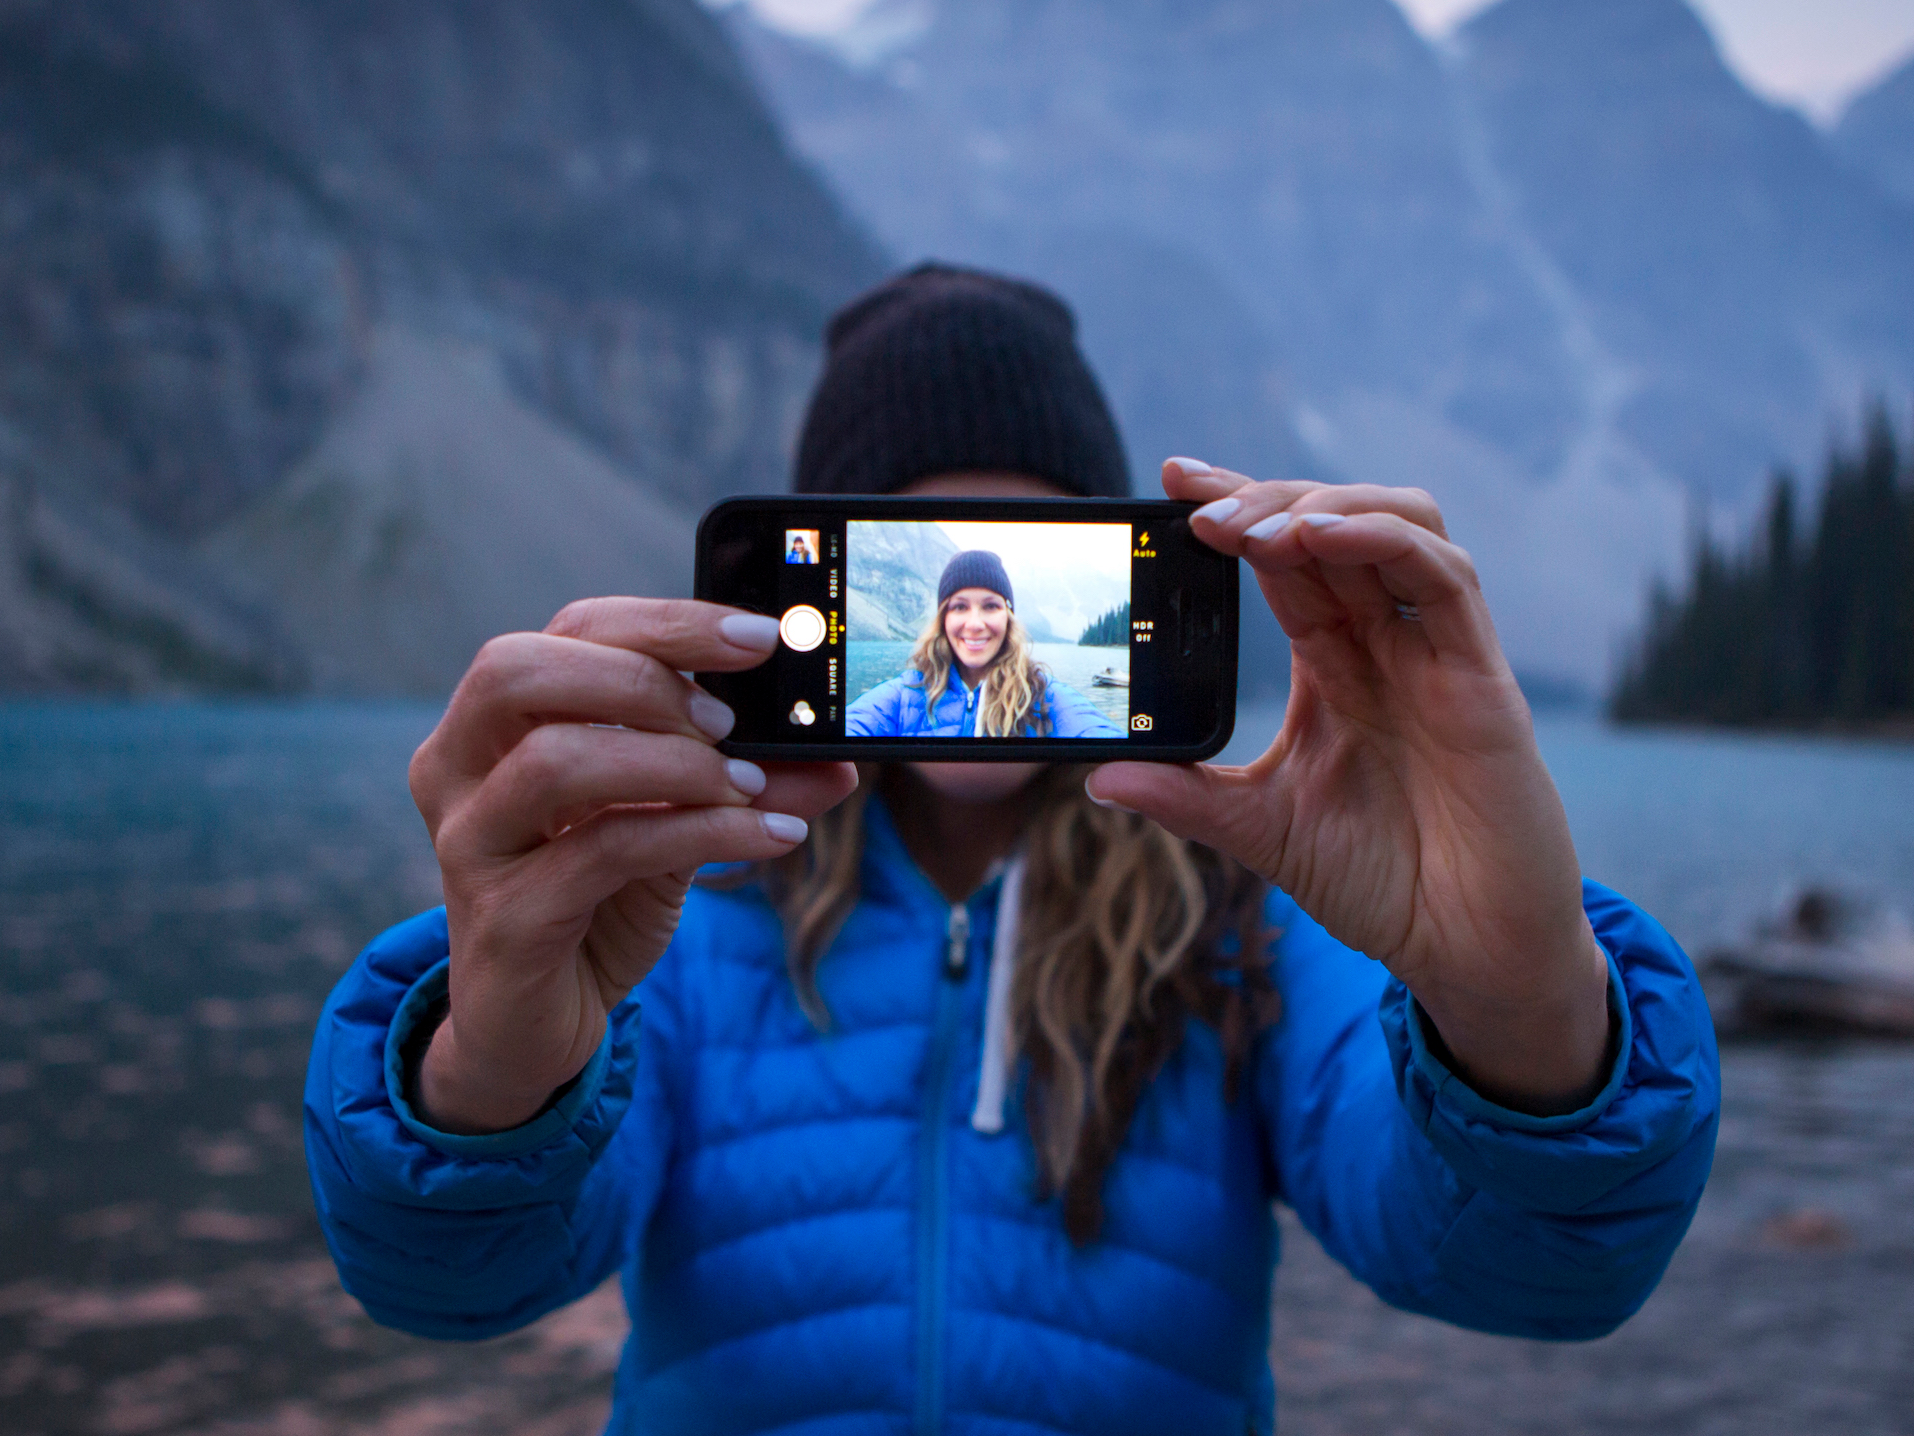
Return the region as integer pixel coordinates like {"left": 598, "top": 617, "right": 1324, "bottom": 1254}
{"left": 1400, "top": 0, "right": 1914, "bottom": 120}
{"left": 730, "top": 0, "right": 1914, "bottom": 122}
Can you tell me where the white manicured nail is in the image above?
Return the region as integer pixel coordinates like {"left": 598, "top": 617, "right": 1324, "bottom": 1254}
{"left": 1244, "top": 512, "right": 1292, "bottom": 541}
{"left": 1300, "top": 512, "right": 1347, "bottom": 529}
{"left": 761, "top": 812, "right": 809, "bottom": 844}
{"left": 726, "top": 759, "right": 767, "bottom": 796}
{"left": 1168, "top": 457, "right": 1215, "bottom": 477}
{"left": 688, "top": 691, "right": 736, "bottom": 741}
{"left": 1192, "top": 497, "right": 1241, "bottom": 524}
{"left": 719, "top": 614, "right": 781, "bottom": 650}
{"left": 1085, "top": 788, "right": 1137, "bottom": 814}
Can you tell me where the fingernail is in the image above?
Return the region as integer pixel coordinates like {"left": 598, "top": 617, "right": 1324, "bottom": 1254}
{"left": 761, "top": 812, "right": 808, "bottom": 844}
{"left": 1085, "top": 787, "right": 1137, "bottom": 814}
{"left": 719, "top": 614, "right": 781, "bottom": 650}
{"left": 1300, "top": 512, "right": 1347, "bottom": 529}
{"left": 688, "top": 691, "right": 736, "bottom": 741}
{"left": 726, "top": 759, "right": 767, "bottom": 797}
{"left": 1192, "top": 497, "right": 1242, "bottom": 524}
{"left": 1168, "top": 457, "right": 1215, "bottom": 477}
{"left": 1244, "top": 512, "right": 1292, "bottom": 541}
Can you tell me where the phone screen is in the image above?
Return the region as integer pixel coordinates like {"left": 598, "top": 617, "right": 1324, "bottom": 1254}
{"left": 695, "top": 497, "right": 1237, "bottom": 761}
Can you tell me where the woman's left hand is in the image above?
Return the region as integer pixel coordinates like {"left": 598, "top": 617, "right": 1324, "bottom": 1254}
{"left": 1087, "top": 462, "right": 1613, "bottom": 1116}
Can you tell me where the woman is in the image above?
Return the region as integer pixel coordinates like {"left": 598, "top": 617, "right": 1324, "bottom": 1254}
{"left": 847, "top": 549, "right": 1121, "bottom": 738}
{"left": 306, "top": 266, "right": 1718, "bottom": 1434}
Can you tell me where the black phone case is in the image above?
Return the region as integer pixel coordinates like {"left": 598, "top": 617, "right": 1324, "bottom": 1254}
{"left": 694, "top": 496, "right": 1238, "bottom": 763}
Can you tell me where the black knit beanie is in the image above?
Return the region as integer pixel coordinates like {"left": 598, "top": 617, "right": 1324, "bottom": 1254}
{"left": 937, "top": 550, "right": 1013, "bottom": 609}
{"left": 794, "top": 263, "right": 1131, "bottom": 497}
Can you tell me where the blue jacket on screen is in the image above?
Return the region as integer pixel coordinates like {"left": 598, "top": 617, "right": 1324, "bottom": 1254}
{"left": 846, "top": 669, "right": 1123, "bottom": 738}
{"left": 304, "top": 798, "right": 1719, "bottom": 1435}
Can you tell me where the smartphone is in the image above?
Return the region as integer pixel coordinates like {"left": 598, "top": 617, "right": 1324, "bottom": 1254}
{"left": 694, "top": 496, "right": 1237, "bottom": 761}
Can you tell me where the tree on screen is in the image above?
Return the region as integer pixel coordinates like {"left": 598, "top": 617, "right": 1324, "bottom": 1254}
{"left": 1078, "top": 602, "right": 1131, "bottom": 647}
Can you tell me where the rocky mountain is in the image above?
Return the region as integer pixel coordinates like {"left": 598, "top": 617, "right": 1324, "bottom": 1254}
{"left": 844, "top": 520, "right": 957, "bottom": 641}
{"left": 723, "top": 0, "right": 1914, "bottom": 686}
{"left": 1834, "top": 55, "right": 1914, "bottom": 209}
{"left": 11, "top": 0, "right": 1910, "bottom": 694}
{"left": 728, "top": 0, "right": 1563, "bottom": 482}
{"left": 730, "top": 0, "right": 1531, "bottom": 691}
{"left": 0, "top": 0, "right": 881, "bottom": 693}
{"left": 202, "top": 329, "right": 706, "bottom": 693}
{"left": 0, "top": 466, "right": 295, "bottom": 691}
{"left": 1459, "top": 0, "right": 1914, "bottom": 496}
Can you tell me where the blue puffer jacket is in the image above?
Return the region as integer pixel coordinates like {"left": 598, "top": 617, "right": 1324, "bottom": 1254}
{"left": 305, "top": 799, "right": 1719, "bottom": 1435}
{"left": 846, "top": 670, "right": 1122, "bottom": 738}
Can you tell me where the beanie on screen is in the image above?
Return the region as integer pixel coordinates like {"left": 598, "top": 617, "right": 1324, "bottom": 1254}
{"left": 936, "top": 550, "right": 1014, "bottom": 610}
{"left": 794, "top": 263, "right": 1132, "bottom": 498}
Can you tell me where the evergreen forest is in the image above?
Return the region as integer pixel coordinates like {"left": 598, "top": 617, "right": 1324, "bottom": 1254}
{"left": 1610, "top": 405, "right": 1914, "bottom": 728}
{"left": 1078, "top": 602, "right": 1131, "bottom": 647}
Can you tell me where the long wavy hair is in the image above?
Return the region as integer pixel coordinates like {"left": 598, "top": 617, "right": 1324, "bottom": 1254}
{"left": 910, "top": 597, "right": 1049, "bottom": 737}
{"left": 750, "top": 767, "right": 1279, "bottom": 1245}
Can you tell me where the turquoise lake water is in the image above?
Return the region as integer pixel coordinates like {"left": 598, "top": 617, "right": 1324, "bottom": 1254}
{"left": 846, "top": 641, "right": 1130, "bottom": 730}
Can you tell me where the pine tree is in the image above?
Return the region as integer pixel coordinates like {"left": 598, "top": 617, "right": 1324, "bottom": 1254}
{"left": 1761, "top": 473, "right": 1803, "bottom": 718}
{"left": 1078, "top": 602, "right": 1131, "bottom": 647}
{"left": 1611, "top": 401, "right": 1913, "bottom": 728}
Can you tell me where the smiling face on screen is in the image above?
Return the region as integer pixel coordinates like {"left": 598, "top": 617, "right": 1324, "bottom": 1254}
{"left": 944, "top": 589, "right": 1010, "bottom": 680}
{"left": 899, "top": 471, "right": 1059, "bottom": 805}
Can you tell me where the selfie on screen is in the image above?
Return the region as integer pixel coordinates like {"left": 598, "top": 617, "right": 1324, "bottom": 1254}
{"left": 843, "top": 520, "right": 1130, "bottom": 739}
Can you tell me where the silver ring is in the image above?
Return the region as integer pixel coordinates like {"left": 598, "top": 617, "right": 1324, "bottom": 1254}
{"left": 1395, "top": 603, "right": 1422, "bottom": 622}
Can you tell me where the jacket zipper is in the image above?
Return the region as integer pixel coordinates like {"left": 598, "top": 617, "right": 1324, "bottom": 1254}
{"left": 944, "top": 904, "right": 970, "bottom": 980}
{"left": 916, "top": 900, "right": 970, "bottom": 1434}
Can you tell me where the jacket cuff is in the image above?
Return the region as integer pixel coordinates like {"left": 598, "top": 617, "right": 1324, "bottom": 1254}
{"left": 1397, "top": 946, "right": 1631, "bottom": 1136}
{"left": 308, "top": 907, "right": 640, "bottom": 1213}
{"left": 1381, "top": 879, "right": 1719, "bottom": 1214}
{"left": 382, "top": 959, "right": 616, "bottom": 1159}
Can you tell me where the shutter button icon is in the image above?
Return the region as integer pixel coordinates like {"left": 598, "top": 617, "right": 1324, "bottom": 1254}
{"left": 780, "top": 605, "right": 827, "bottom": 652}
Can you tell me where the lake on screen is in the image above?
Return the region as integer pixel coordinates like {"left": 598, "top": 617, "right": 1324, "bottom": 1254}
{"left": 2, "top": 700, "right": 1912, "bottom": 1433}
{"left": 845, "top": 640, "right": 1130, "bottom": 730}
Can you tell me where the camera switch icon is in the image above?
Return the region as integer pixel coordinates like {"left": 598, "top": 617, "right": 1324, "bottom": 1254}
{"left": 1130, "top": 714, "right": 1153, "bottom": 732}
{"left": 780, "top": 604, "right": 827, "bottom": 653}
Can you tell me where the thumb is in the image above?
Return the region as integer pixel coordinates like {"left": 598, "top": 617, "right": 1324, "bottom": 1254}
{"left": 1085, "top": 762, "right": 1282, "bottom": 875}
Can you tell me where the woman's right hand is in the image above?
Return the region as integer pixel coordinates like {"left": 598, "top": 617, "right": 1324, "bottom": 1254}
{"left": 407, "top": 598, "right": 858, "bottom": 1135}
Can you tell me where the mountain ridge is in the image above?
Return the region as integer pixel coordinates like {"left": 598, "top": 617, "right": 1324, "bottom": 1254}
{"left": 729, "top": 0, "right": 1914, "bottom": 684}
{"left": 1834, "top": 54, "right": 1914, "bottom": 209}
{"left": 0, "top": 0, "right": 882, "bottom": 693}
{"left": 1460, "top": 0, "right": 1914, "bottom": 495}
